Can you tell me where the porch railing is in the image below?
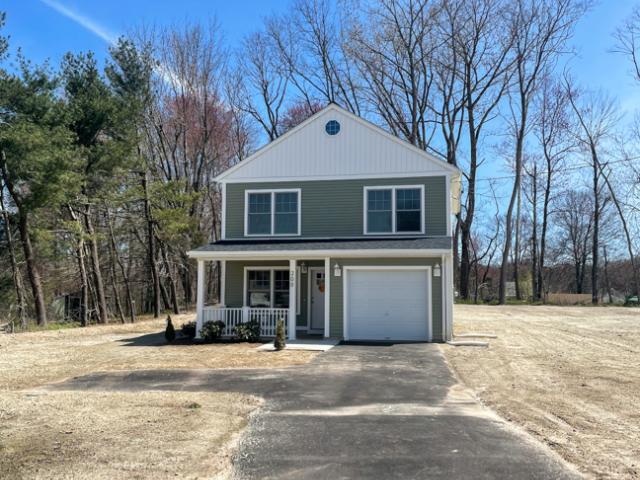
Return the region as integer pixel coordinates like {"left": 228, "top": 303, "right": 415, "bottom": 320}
{"left": 201, "top": 306, "right": 289, "bottom": 338}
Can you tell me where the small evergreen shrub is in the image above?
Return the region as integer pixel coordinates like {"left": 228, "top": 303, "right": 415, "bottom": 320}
{"left": 201, "top": 320, "right": 226, "bottom": 342}
{"left": 274, "top": 319, "right": 286, "bottom": 351}
{"left": 233, "top": 320, "right": 261, "bottom": 342}
{"left": 181, "top": 321, "right": 197, "bottom": 339}
{"left": 165, "top": 315, "right": 176, "bottom": 343}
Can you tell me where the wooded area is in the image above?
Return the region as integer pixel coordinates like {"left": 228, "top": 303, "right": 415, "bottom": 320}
{"left": 1, "top": 0, "right": 640, "bottom": 328}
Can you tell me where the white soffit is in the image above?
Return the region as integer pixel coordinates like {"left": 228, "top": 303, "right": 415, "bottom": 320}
{"left": 217, "top": 105, "right": 459, "bottom": 183}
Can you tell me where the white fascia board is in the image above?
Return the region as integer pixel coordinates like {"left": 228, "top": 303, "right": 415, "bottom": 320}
{"left": 187, "top": 248, "right": 452, "bottom": 260}
{"left": 220, "top": 171, "right": 453, "bottom": 184}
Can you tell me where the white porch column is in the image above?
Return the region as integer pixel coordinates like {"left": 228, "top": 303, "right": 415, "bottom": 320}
{"left": 219, "top": 260, "right": 226, "bottom": 306}
{"left": 288, "top": 259, "right": 297, "bottom": 340}
{"left": 195, "top": 259, "right": 205, "bottom": 338}
{"left": 445, "top": 254, "right": 454, "bottom": 341}
{"left": 324, "top": 257, "right": 331, "bottom": 338}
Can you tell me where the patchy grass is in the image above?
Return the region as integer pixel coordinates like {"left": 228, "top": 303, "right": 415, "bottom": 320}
{"left": 0, "top": 312, "right": 316, "bottom": 478}
{"left": 442, "top": 305, "right": 640, "bottom": 479}
{"left": 0, "top": 312, "right": 317, "bottom": 391}
{"left": 0, "top": 391, "right": 261, "bottom": 480}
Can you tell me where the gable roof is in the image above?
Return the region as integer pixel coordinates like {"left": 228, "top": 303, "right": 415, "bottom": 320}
{"left": 216, "top": 104, "right": 461, "bottom": 183}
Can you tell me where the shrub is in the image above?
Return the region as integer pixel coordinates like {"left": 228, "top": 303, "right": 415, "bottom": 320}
{"left": 181, "top": 321, "right": 197, "bottom": 339}
{"left": 274, "top": 319, "right": 286, "bottom": 351}
{"left": 165, "top": 316, "right": 176, "bottom": 343}
{"left": 201, "top": 320, "right": 226, "bottom": 342}
{"left": 233, "top": 320, "right": 261, "bottom": 342}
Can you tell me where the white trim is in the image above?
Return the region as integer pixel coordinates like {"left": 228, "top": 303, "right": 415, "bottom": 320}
{"left": 363, "top": 185, "right": 425, "bottom": 235}
{"left": 324, "top": 257, "right": 330, "bottom": 338}
{"left": 306, "top": 267, "right": 325, "bottom": 333}
{"left": 296, "top": 266, "right": 301, "bottom": 314}
{"left": 445, "top": 174, "right": 452, "bottom": 235}
{"left": 342, "top": 265, "right": 432, "bottom": 342}
{"left": 445, "top": 253, "right": 454, "bottom": 341}
{"left": 222, "top": 171, "right": 455, "bottom": 184}
{"left": 195, "top": 260, "right": 205, "bottom": 338}
{"left": 220, "top": 260, "right": 226, "bottom": 305}
{"left": 215, "top": 104, "right": 461, "bottom": 182}
{"left": 288, "top": 259, "right": 297, "bottom": 340}
{"left": 188, "top": 248, "right": 452, "bottom": 260}
{"left": 244, "top": 189, "right": 301, "bottom": 237}
{"left": 242, "top": 266, "right": 299, "bottom": 315}
{"left": 441, "top": 254, "right": 446, "bottom": 341}
{"left": 221, "top": 182, "right": 227, "bottom": 240}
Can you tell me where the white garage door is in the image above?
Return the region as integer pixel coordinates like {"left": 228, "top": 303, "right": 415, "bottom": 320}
{"left": 346, "top": 268, "right": 430, "bottom": 341}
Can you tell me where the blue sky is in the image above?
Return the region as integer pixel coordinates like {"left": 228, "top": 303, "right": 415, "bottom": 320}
{"left": 2, "top": 0, "right": 639, "bottom": 148}
{"left": 3, "top": 0, "right": 638, "bottom": 102}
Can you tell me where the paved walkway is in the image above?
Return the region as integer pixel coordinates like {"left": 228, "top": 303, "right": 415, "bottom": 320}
{"left": 49, "top": 344, "right": 581, "bottom": 479}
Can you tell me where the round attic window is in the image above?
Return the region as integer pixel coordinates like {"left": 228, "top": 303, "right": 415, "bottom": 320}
{"left": 325, "top": 120, "right": 340, "bottom": 135}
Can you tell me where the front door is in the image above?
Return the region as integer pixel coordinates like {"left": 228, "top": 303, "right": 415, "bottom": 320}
{"left": 309, "top": 268, "right": 325, "bottom": 332}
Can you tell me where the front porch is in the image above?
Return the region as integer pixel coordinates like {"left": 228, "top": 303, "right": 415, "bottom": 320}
{"left": 196, "top": 258, "right": 330, "bottom": 340}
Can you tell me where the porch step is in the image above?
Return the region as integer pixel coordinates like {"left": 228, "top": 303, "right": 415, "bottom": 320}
{"left": 256, "top": 339, "right": 339, "bottom": 352}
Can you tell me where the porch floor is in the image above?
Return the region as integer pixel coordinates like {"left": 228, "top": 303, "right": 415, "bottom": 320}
{"left": 256, "top": 338, "right": 339, "bottom": 352}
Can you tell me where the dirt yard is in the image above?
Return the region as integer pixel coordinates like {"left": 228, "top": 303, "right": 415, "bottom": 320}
{"left": 442, "top": 305, "right": 640, "bottom": 479}
{"left": 0, "top": 313, "right": 316, "bottom": 479}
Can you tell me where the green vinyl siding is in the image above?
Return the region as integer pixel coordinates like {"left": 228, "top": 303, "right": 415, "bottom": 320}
{"left": 225, "top": 176, "right": 447, "bottom": 239}
{"left": 224, "top": 260, "right": 323, "bottom": 328}
{"left": 328, "top": 257, "right": 443, "bottom": 342}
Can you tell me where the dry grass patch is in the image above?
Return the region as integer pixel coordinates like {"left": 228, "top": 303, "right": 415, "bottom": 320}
{"left": 442, "top": 305, "right": 640, "bottom": 479}
{"left": 0, "top": 390, "right": 261, "bottom": 479}
{"left": 0, "top": 312, "right": 316, "bottom": 478}
{"left": 0, "top": 312, "right": 317, "bottom": 391}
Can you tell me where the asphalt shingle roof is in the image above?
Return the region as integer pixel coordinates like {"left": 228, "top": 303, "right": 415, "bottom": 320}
{"left": 192, "top": 237, "right": 451, "bottom": 252}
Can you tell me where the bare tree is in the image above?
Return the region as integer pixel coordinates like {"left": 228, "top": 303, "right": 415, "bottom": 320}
{"left": 565, "top": 83, "right": 619, "bottom": 304}
{"left": 498, "top": 0, "right": 587, "bottom": 304}
{"left": 232, "top": 31, "right": 288, "bottom": 141}
{"left": 613, "top": 5, "right": 640, "bottom": 84}
{"left": 531, "top": 77, "right": 574, "bottom": 301}
{"left": 556, "top": 189, "right": 593, "bottom": 293}
{"left": 346, "top": 0, "right": 440, "bottom": 149}
{"left": 268, "top": 0, "right": 361, "bottom": 113}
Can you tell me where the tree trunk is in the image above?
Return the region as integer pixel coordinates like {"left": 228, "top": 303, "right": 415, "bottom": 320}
{"left": 142, "top": 172, "right": 161, "bottom": 318}
{"left": 591, "top": 147, "right": 599, "bottom": 305}
{"left": 67, "top": 205, "right": 89, "bottom": 326}
{"left": 514, "top": 183, "right": 522, "bottom": 300}
{"left": 538, "top": 160, "right": 552, "bottom": 302}
{"left": 106, "top": 209, "right": 135, "bottom": 322}
{"left": 0, "top": 183, "right": 27, "bottom": 327}
{"left": 17, "top": 208, "right": 47, "bottom": 325}
{"left": 531, "top": 164, "right": 539, "bottom": 302}
{"left": 603, "top": 246, "right": 613, "bottom": 304}
{"left": 159, "top": 239, "right": 180, "bottom": 314}
{"left": 83, "top": 205, "right": 109, "bottom": 323}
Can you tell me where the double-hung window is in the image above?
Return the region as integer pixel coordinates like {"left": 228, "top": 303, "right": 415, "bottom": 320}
{"left": 245, "top": 189, "right": 301, "bottom": 236}
{"left": 245, "top": 268, "right": 300, "bottom": 313}
{"left": 364, "top": 185, "right": 424, "bottom": 234}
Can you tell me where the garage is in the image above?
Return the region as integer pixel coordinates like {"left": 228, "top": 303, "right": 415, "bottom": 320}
{"left": 344, "top": 267, "right": 431, "bottom": 341}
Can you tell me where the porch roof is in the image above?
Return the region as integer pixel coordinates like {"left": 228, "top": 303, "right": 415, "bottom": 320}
{"left": 188, "top": 237, "right": 452, "bottom": 259}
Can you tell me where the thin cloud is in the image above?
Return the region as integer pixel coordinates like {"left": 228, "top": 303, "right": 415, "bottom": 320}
{"left": 40, "top": 0, "right": 118, "bottom": 44}
{"left": 40, "top": 0, "right": 181, "bottom": 88}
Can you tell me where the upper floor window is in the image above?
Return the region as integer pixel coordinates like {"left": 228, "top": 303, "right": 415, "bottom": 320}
{"left": 364, "top": 185, "right": 424, "bottom": 234}
{"left": 245, "top": 189, "right": 301, "bottom": 236}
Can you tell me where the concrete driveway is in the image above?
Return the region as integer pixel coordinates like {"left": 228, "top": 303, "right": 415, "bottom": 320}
{"left": 50, "top": 344, "right": 581, "bottom": 479}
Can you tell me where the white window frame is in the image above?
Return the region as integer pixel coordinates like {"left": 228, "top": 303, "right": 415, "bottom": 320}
{"left": 243, "top": 266, "right": 301, "bottom": 315}
{"left": 244, "top": 189, "right": 302, "bottom": 237}
{"left": 363, "top": 185, "right": 425, "bottom": 235}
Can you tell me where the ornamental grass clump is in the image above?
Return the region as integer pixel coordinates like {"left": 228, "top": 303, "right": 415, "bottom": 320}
{"left": 274, "top": 319, "right": 286, "bottom": 351}
{"left": 165, "top": 316, "right": 176, "bottom": 343}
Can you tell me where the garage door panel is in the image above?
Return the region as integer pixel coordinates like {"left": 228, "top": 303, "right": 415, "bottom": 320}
{"left": 347, "top": 269, "right": 430, "bottom": 341}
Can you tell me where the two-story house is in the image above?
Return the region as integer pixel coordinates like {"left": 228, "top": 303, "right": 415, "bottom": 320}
{"left": 187, "top": 104, "right": 460, "bottom": 342}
